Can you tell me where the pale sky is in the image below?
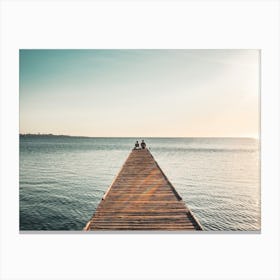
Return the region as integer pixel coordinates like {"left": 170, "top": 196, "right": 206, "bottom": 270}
{"left": 20, "top": 49, "right": 259, "bottom": 137}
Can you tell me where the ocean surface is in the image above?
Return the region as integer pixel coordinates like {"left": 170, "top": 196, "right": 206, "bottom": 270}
{"left": 20, "top": 137, "right": 260, "bottom": 231}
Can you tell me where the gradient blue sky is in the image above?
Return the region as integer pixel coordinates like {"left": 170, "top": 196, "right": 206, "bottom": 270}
{"left": 20, "top": 49, "right": 259, "bottom": 137}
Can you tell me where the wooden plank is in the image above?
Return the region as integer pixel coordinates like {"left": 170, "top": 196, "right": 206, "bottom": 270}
{"left": 85, "top": 148, "right": 202, "bottom": 231}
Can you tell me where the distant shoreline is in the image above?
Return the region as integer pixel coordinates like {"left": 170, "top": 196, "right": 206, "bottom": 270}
{"left": 20, "top": 133, "right": 86, "bottom": 138}
{"left": 19, "top": 134, "right": 257, "bottom": 139}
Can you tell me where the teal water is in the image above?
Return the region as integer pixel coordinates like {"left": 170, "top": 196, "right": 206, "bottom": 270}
{"left": 19, "top": 137, "right": 260, "bottom": 231}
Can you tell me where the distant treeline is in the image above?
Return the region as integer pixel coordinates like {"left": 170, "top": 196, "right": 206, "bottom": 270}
{"left": 19, "top": 133, "right": 90, "bottom": 138}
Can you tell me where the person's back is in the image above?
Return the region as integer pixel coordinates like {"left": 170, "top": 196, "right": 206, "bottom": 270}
{"left": 134, "top": 141, "right": 139, "bottom": 150}
{"left": 141, "top": 140, "right": 146, "bottom": 149}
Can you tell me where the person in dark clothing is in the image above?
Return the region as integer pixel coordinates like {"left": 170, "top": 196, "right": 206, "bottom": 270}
{"left": 140, "top": 140, "right": 146, "bottom": 149}
{"left": 134, "top": 140, "right": 140, "bottom": 150}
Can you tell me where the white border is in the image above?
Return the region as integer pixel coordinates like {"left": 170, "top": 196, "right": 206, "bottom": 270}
{"left": 1, "top": 1, "right": 279, "bottom": 280}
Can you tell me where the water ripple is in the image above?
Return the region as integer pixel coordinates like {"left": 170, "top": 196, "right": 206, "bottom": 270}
{"left": 20, "top": 137, "right": 260, "bottom": 231}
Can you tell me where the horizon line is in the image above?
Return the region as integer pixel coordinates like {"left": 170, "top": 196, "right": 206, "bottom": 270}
{"left": 19, "top": 133, "right": 259, "bottom": 139}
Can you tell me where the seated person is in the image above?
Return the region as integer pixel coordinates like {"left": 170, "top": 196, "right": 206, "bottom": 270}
{"left": 134, "top": 141, "right": 140, "bottom": 150}
{"left": 140, "top": 140, "right": 146, "bottom": 149}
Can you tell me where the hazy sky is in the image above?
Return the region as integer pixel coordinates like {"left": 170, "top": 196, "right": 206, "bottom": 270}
{"left": 20, "top": 49, "right": 259, "bottom": 137}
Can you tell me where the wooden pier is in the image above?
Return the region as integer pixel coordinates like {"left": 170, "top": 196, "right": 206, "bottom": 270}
{"left": 84, "top": 148, "right": 202, "bottom": 231}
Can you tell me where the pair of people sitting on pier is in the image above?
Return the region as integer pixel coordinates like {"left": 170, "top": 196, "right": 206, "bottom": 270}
{"left": 134, "top": 140, "right": 146, "bottom": 150}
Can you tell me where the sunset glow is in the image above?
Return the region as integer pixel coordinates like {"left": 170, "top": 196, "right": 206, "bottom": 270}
{"left": 20, "top": 49, "right": 259, "bottom": 137}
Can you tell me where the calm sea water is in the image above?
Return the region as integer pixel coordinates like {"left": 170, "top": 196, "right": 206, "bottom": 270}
{"left": 20, "top": 137, "right": 260, "bottom": 231}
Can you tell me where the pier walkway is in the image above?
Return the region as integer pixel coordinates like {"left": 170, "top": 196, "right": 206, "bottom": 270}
{"left": 85, "top": 148, "right": 202, "bottom": 231}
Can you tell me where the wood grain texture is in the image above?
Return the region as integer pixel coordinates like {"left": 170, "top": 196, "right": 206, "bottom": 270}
{"left": 85, "top": 149, "right": 202, "bottom": 231}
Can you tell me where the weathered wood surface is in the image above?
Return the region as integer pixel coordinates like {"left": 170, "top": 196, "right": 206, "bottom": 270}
{"left": 85, "top": 149, "right": 202, "bottom": 231}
